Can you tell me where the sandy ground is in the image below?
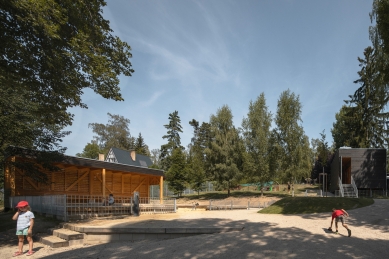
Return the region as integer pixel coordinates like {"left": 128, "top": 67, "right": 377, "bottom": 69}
{"left": 0, "top": 199, "right": 388, "bottom": 259}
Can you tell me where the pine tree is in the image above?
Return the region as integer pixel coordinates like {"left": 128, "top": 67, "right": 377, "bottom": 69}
{"left": 160, "top": 111, "right": 184, "bottom": 171}
{"left": 345, "top": 47, "right": 389, "bottom": 148}
{"left": 165, "top": 148, "right": 187, "bottom": 196}
{"left": 187, "top": 119, "right": 208, "bottom": 195}
{"left": 134, "top": 133, "right": 150, "bottom": 156}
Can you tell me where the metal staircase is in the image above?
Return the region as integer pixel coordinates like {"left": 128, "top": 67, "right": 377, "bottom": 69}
{"left": 338, "top": 177, "right": 358, "bottom": 198}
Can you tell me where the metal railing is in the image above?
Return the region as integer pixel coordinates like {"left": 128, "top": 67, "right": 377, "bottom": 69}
{"left": 10, "top": 195, "right": 177, "bottom": 221}
{"left": 351, "top": 176, "right": 358, "bottom": 198}
{"left": 138, "top": 197, "right": 176, "bottom": 214}
{"left": 304, "top": 189, "right": 322, "bottom": 197}
{"left": 208, "top": 199, "right": 276, "bottom": 210}
{"left": 66, "top": 195, "right": 133, "bottom": 220}
{"left": 10, "top": 195, "right": 67, "bottom": 220}
{"left": 338, "top": 177, "right": 344, "bottom": 197}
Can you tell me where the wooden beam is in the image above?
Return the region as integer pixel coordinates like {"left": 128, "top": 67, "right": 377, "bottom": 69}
{"left": 102, "top": 168, "right": 106, "bottom": 197}
{"left": 95, "top": 173, "right": 113, "bottom": 194}
{"left": 51, "top": 172, "right": 55, "bottom": 191}
{"left": 122, "top": 173, "right": 124, "bottom": 194}
{"left": 62, "top": 165, "right": 80, "bottom": 171}
{"left": 65, "top": 171, "right": 89, "bottom": 191}
{"left": 89, "top": 170, "right": 93, "bottom": 195}
{"left": 160, "top": 176, "right": 163, "bottom": 204}
{"left": 24, "top": 177, "right": 39, "bottom": 190}
{"left": 15, "top": 167, "right": 39, "bottom": 191}
{"left": 133, "top": 177, "right": 146, "bottom": 193}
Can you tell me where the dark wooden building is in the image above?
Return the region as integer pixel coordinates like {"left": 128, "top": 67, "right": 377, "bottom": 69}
{"left": 330, "top": 148, "right": 387, "bottom": 196}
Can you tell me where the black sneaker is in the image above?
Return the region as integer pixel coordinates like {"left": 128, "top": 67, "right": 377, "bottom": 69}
{"left": 348, "top": 229, "right": 351, "bottom": 237}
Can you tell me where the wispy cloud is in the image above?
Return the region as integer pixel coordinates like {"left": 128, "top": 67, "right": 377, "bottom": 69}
{"left": 140, "top": 91, "right": 164, "bottom": 107}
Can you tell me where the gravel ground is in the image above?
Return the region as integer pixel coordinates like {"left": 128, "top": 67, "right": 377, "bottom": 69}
{"left": 0, "top": 199, "right": 388, "bottom": 259}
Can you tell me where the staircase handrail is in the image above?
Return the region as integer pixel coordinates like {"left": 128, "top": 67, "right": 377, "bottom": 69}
{"left": 338, "top": 177, "right": 344, "bottom": 197}
{"left": 351, "top": 176, "right": 358, "bottom": 198}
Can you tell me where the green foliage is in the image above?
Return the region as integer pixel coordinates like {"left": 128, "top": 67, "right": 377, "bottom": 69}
{"left": 186, "top": 156, "right": 206, "bottom": 195}
{"left": 76, "top": 142, "right": 101, "bottom": 159}
{"left": 241, "top": 93, "right": 273, "bottom": 195}
{"left": 331, "top": 105, "right": 359, "bottom": 148}
{"left": 370, "top": 0, "right": 389, "bottom": 86}
{"left": 150, "top": 149, "right": 161, "bottom": 168}
{"left": 205, "top": 105, "right": 244, "bottom": 196}
{"left": 347, "top": 47, "right": 389, "bottom": 148}
{"left": 332, "top": 47, "right": 389, "bottom": 149}
{"left": 0, "top": 0, "right": 134, "bottom": 183}
{"left": 160, "top": 111, "right": 184, "bottom": 171}
{"left": 186, "top": 119, "right": 209, "bottom": 195}
{"left": 165, "top": 148, "right": 187, "bottom": 196}
{"left": 134, "top": 133, "right": 150, "bottom": 156}
{"left": 259, "top": 197, "right": 374, "bottom": 214}
{"left": 273, "top": 90, "right": 312, "bottom": 182}
{"left": 88, "top": 113, "right": 135, "bottom": 154}
{"left": 317, "top": 130, "right": 329, "bottom": 168}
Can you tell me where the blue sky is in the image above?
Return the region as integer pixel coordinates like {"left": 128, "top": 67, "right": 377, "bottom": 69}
{"left": 62, "top": 0, "right": 373, "bottom": 156}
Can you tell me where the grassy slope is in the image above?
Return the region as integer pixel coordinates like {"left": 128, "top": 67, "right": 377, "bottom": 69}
{"left": 177, "top": 184, "right": 319, "bottom": 201}
{"left": 259, "top": 197, "right": 374, "bottom": 214}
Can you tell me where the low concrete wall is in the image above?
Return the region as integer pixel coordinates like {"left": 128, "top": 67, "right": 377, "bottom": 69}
{"left": 62, "top": 224, "right": 244, "bottom": 244}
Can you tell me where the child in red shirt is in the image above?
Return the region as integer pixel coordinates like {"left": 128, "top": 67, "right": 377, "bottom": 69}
{"left": 329, "top": 208, "right": 351, "bottom": 237}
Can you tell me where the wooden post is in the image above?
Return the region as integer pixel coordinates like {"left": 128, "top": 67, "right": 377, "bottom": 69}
{"left": 102, "top": 168, "right": 106, "bottom": 198}
{"left": 160, "top": 176, "right": 164, "bottom": 204}
{"left": 122, "top": 173, "right": 124, "bottom": 194}
{"left": 89, "top": 169, "right": 93, "bottom": 195}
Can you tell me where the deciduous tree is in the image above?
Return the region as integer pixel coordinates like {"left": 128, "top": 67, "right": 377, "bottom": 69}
{"left": 88, "top": 113, "right": 135, "bottom": 154}
{"left": 205, "top": 105, "right": 243, "bottom": 196}
{"left": 241, "top": 93, "right": 273, "bottom": 196}
{"left": 0, "top": 0, "right": 134, "bottom": 184}
{"left": 76, "top": 142, "right": 101, "bottom": 159}
{"left": 273, "top": 90, "right": 312, "bottom": 183}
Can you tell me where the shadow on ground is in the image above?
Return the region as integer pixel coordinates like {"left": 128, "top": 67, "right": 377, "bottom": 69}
{"left": 38, "top": 219, "right": 387, "bottom": 259}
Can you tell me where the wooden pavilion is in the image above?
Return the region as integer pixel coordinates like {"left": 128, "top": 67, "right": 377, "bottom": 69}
{"left": 3, "top": 150, "right": 165, "bottom": 210}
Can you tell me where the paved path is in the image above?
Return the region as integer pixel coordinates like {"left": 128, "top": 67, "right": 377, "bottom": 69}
{"left": 0, "top": 199, "right": 388, "bottom": 259}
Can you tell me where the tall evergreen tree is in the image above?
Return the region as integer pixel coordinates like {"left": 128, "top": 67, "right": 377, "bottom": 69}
{"left": 160, "top": 111, "right": 184, "bottom": 171}
{"left": 273, "top": 90, "right": 312, "bottom": 183}
{"left": 205, "top": 105, "right": 243, "bottom": 196}
{"left": 134, "top": 133, "right": 150, "bottom": 156}
{"left": 241, "top": 93, "right": 272, "bottom": 196}
{"left": 165, "top": 148, "right": 187, "bottom": 196}
{"left": 345, "top": 47, "right": 389, "bottom": 148}
{"left": 370, "top": 0, "right": 389, "bottom": 86}
{"left": 187, "top": 119, "right": 207, "bottom": 195}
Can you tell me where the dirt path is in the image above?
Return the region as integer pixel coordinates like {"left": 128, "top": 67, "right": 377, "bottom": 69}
{"left": 0, "top": 199, "right": 388, "bottom": 259}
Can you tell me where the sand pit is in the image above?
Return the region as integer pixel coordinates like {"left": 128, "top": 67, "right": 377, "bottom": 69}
{"left": 0, "top": 199, "right": 387, "bottom": 259}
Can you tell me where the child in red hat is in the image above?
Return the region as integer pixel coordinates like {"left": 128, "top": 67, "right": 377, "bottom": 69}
{"left": 12, "top": 201, "right": 35, "bottom": 256}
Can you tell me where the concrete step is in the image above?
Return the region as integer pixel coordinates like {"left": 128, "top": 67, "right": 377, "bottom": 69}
{"left": 53, "top": 228, "right": 84, "bottom": 241}
{"left": 40, "top": 235, "right": 69, "bottom": 248}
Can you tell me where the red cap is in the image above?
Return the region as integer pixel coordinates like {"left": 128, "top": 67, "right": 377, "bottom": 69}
{"left": 15, "top": 201, "right": 29, "bottom": 208}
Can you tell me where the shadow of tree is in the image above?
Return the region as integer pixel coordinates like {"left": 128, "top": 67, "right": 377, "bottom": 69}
{"left": 39, "top": 218, "right": 387, "bottom": 259}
